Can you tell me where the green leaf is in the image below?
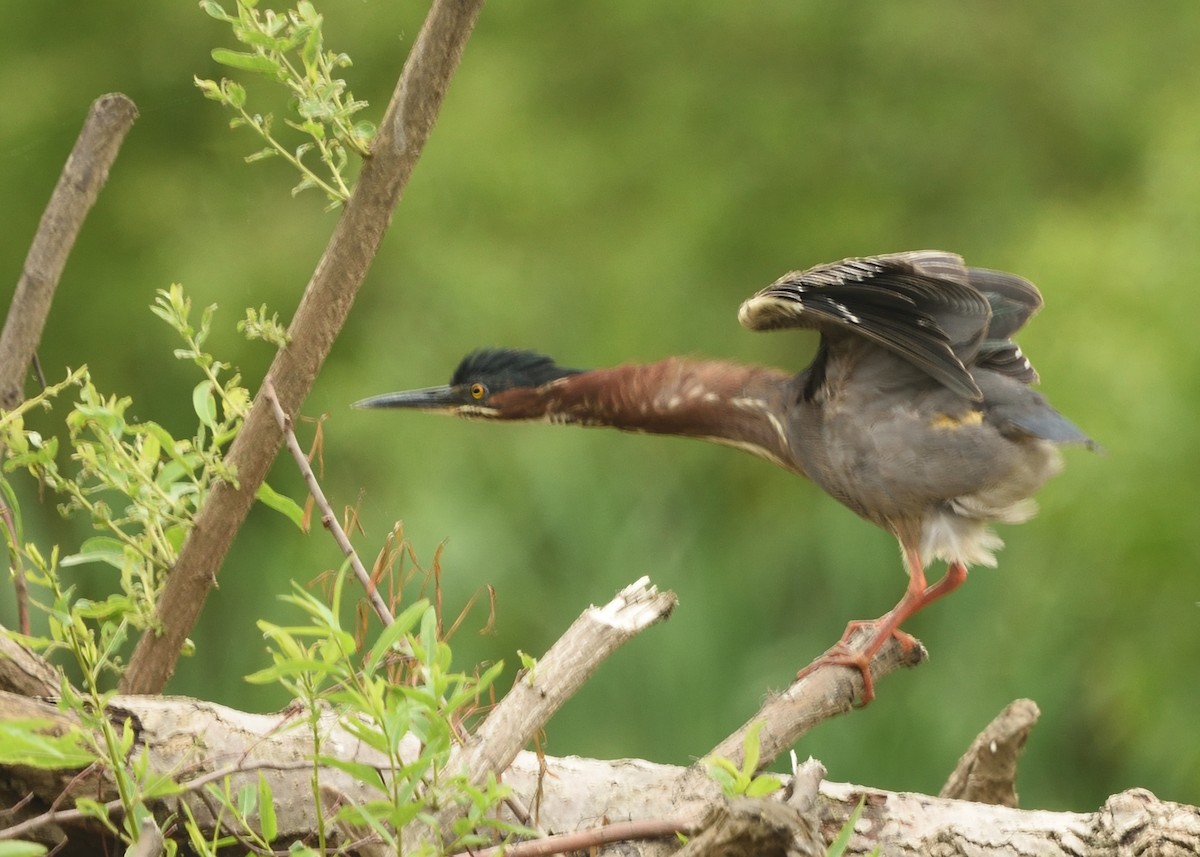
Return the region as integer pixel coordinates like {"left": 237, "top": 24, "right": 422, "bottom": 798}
{"left": 351, "top": 120, "right": 376, "bottom": 146}
{"left": 704, "top": 765, "right": 737, "bottom": 796}
{"left": 141, "top": 771, "right": 185, "bottom": 800}
{"left": 743, "top": 774, "right": 783, "bottom": 797}
{"left": 119, "top": 718, "right": 136, "bottom": 756}
{"left": 257, "top": 772, "right": 277, "bottom": 840}
{"left": 211, "top": 48, "right": 283, "bottom": 76}
{"left": 827, "top": 796, "right": 866, "bottom": 857}
{"left": 0, "top": 477, "right": 23, "bottom": 544}
{"left": 244, "top": 657, "right": 333, "bottom": 684}
{"left": 363, "top": 600, "right": 428, "bottom": 673}
{"left": 235, "top": 28, "right": 292, "bottom": 52}
{"left": 336, "top": 719, "right": 392, "bottom": 756}
{"left": 224, "top": 80, "right": 247, "bottom": 109}
{"left": 142, "top": 421, "right": 188, "bottom": 464}
{"left": 0, "top": 842, "right": 50, "bottom": 856}
{"left": 192, "top": 381, "right": 218, "bottom": 428}
{"left": 704, "top": 755, "right": 741, "bottom": 780}
{"left": 0, "top": 719, "right": 95, "bottom": 768}
{"left": 301, "top": 22, "right": 322, "bottom": 67}
{"left": 198, "top": 1, "right": 231, "bottom": 21}
{"left": 75, "top": 797, "right": 121, "bottom": 836}
{"left": 227, "top": 783, "right": 256, "bottom": 827}
{"left": 255, "top": 482, "right": 306, "bottom": 530}
{"left": 419, "top": 607, "right": 438, "bottom": 666}
{"left": 317, "top": 756, "right": 386, "bottom": 793}
{"left": 742, "top": 719, "right": 764, "bottom": 777}
{"left": 245, "top": 147, "right": 279, "bottom": 163}
{"left": 138, "top": 430, "right": 160, "bottom": 471}
{"left": 60, "top": 537, "right": 126, "bottom": 570}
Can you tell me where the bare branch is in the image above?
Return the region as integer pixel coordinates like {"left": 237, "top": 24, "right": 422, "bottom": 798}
{"left": 433, "top": 578, "right": 676, "bottom": 830}
{"left": 261, "top": 380, "right": 395, "bottom": 626}
{"left": 0, "top": 625, "right": 61, "bottom": 697}
{"left": 1, "top": 501, "right": 30, "bottom": 637}
{"left": 704, "top": 627, "right": 927, "bottom": 773}
{"left": 462, "top": 819, "right": 695, "bottom": 857}
{"left": 940, "top": 698, "right": 1040, "bottom": 807}
{"left": 0, "top": 93, "right": 137, "bottom": 409}
{"left": 121, "top": 0, "right": 487, "bottom": 694}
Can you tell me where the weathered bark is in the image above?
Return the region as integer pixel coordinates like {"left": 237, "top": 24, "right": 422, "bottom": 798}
{"left": 0, "top": 632, "right": 60, "bottom": 697}
{"left": 940, "top": 697, "right": 1041, "bottom": 807}
{"left": 0, "top": 590, "right": 939, "bottom": 856}
{"left": 2, "top": 690, "right": 1195, "bottom": 856}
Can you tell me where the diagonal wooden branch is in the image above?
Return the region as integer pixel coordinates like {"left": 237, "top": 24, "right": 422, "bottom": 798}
{"left": 704, "top": 628, "right": 927, "bottom": 774}
{"left": 431, "top": 577, "right": 677, "bottom": 832}
{"left": 120, "top": 0, "right": 487, "bottom": 694}
{"left": 0, "top": 628, "right": 61, "bottom": 697}
{"left": 0, "top": 93, "right": 138, "bottom": 410}
{"left": 261, "top": 380, "right": 395, "bottom": 626}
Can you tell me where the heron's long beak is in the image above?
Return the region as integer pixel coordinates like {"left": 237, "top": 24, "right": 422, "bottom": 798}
{"left": 352, "top": 385, "right": 459, "bottom": 410}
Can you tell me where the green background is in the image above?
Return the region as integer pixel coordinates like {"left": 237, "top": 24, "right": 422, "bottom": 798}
{"left": 3, "top": 2, "right": 1198, "bottom": 812}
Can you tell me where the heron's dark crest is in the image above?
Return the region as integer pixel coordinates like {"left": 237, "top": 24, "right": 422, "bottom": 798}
{"left": 450, "top": 348, "right": 582, "bottom": 390}
{"left": 352, "top": 347, "right": 581, "bottom": 417}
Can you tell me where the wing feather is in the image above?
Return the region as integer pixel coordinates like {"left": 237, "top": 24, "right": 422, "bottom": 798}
{"left": 739, "top": 251, "right": 992, "bottom": 399}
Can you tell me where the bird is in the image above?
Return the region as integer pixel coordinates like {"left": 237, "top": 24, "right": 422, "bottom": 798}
{"left": 354, "top": 250, "right": 1095, "bottom": 702}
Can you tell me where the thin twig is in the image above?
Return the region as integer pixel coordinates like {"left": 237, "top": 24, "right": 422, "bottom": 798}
{"left": 0, "top": 502, "right": 29, "bottom": 636}
{"left": 31, "top": 352, "right": 46, "bottom": 391}
{"left": 460, "top": 818, "right": 696, "bottom": 857}
{"left": 0, "top": 753, "right": 316, "bottom": 841}
{"left": 262, "top": 380, "right": 393, "bottom": 626}
{"left": 501, "top": 790, "right": 537, "bottom": 832}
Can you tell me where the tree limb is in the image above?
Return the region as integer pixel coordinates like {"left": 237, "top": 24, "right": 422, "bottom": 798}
{"left": 940, "top": 697, "right": 1040, "bottom": 807}
{"left": 121, "top": 0, "right": 487, "bottom": 694}
{"left": 3, "top": 690, "right": 1195, "bottom": 856}
{"left": 432, "top": 577, "right": 677, "bottom": 831}
{"left": 0, "top": 629, "right": 61, "bottom": 697}
{"left": 705, "top": 627, "right": 927, "bottom": 772}
{"left": 0, "top": 93, "right": 138, "bottom": 410}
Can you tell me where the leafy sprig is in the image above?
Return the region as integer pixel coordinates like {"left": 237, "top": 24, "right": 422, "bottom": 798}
{"left": 702, "top": 720, "right": 783, "bottom": 799}
{"left": 196, "top": 0, "right": 375, "bottom": 205}
{"left": 0, "top": 285, "right": 300, "bottom": 637}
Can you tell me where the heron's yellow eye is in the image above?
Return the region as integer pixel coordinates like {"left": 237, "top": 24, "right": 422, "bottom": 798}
{"left": 470, "top": 383, "right": 486, "bottom": 400}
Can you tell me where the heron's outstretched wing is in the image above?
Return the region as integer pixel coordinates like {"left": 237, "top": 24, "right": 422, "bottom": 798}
{"left": 967, "top": 267, "right": 1044, "bottom": 384}
{"left": 740, "top": 251, "right": 1015, "bottom": 399}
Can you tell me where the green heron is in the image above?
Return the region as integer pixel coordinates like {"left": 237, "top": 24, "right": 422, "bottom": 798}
{"left": 355, "top": 250, "right": 1094, "bottom": 702}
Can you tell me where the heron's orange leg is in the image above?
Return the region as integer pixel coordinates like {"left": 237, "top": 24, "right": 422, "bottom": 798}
{"left": 797, "top": 551, "right": 969, "bottom": 705}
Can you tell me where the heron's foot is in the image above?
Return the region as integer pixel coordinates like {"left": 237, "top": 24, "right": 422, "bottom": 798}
{"left": 796, "top": 620, "right": 920, "bottom": 706}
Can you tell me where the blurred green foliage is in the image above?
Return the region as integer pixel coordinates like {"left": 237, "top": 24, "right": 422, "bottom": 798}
{"left": 3, "top": 1, "right": 1198, "bottom": 813}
